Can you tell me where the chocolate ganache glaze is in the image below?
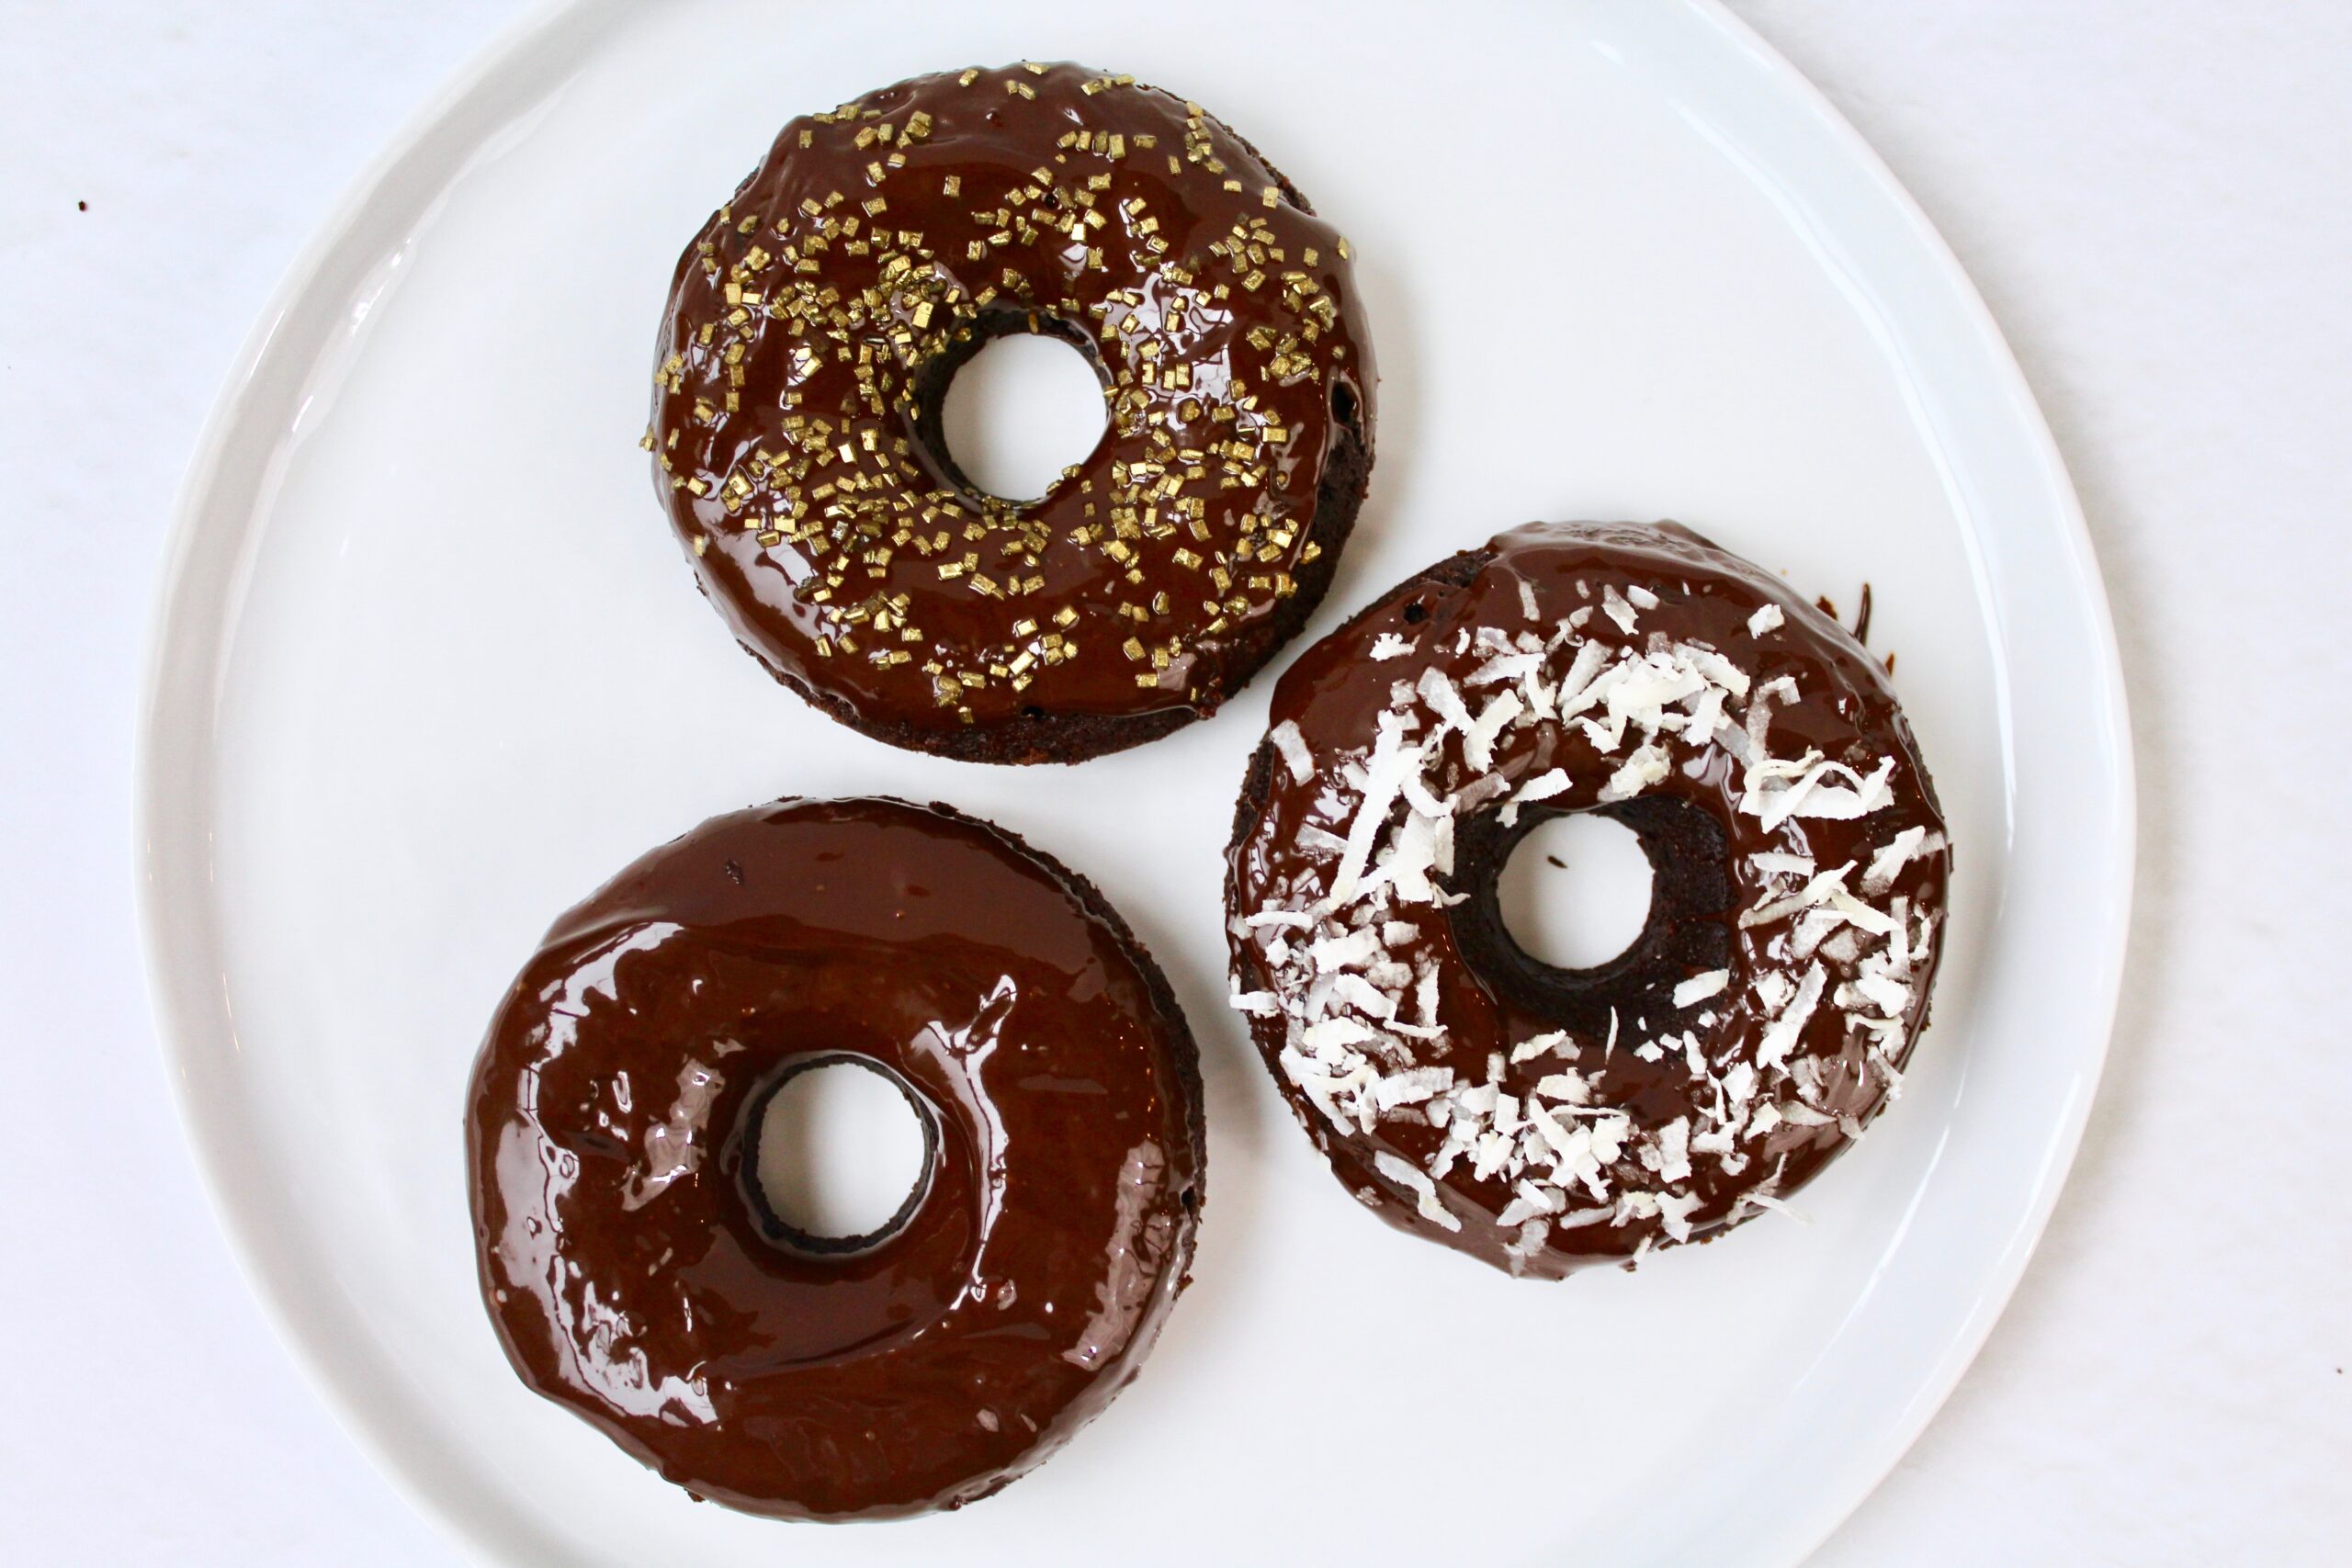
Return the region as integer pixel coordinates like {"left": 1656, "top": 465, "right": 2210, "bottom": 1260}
{"left": 1226, "top": 524, "right": 1950, "bottom": 1280}
{"left": 650, "top": 62, "right": 1375, "bottom": 763}
{"left": 468, "top": 797, "right": 1204, "bottom": 1518}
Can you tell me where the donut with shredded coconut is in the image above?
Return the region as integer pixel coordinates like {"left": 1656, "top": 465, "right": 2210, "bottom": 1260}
{"left": 1224, "top": 522, "right": 1950, "bottom": 1278}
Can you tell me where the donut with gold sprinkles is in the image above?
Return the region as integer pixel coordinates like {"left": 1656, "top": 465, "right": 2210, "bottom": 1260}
{"left": 649, "top": 62, "right": 1375, "bottom": 763}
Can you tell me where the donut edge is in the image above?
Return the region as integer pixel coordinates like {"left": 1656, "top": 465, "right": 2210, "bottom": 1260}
{"left": 1222, "top": 548, "right": 1493, "bottom": 1188}
{"left": 883, "top": 795, "right": 1213, "bottom": 1513}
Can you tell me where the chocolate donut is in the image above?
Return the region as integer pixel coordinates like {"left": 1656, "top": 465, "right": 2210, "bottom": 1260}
{"left": 468, "top": 797, "right": 1205, "bottom": 1517}
{"left": 1225, "top": 523, "right": 1950, "bottom": 1279}
{"left": 649, "top": 62, "right": 1374, "bottom": 763}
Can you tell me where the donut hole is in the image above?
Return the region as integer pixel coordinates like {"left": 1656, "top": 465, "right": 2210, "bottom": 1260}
{"left": 741, "top": 1055, "right": 937, "bottom": 1255}
{"left": 1496, "top": 812, "right": 1656, "bottom": 971}
{"left": 937, "top": 329, "right": 1109, "bottom": 503}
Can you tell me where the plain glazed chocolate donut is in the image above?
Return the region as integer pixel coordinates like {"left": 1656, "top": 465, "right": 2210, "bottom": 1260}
{"left": 650, "top": 62, "right": 1374, "bottom": 764}
{"left": 467, "top": 797, "right": 1204, "bottom": 1518}
{"left": 1225, "top": 523, "right": 1950, "bottom": 1279}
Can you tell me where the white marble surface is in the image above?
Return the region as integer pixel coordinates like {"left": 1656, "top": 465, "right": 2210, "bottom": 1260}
{"left": 1, "top": 3, "right": 2342, "bottom": 1562}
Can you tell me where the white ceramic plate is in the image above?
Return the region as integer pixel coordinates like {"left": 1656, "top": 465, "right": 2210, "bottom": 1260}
{"left": 140, "top": 2, "right": 2132, "bottom": 1563}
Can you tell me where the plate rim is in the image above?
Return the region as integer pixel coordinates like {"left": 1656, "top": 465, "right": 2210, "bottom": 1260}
{"left": 135, "top": 2, "right": 2136, "bottom": 1563}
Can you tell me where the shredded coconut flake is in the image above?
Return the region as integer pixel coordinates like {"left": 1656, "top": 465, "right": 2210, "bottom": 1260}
{"left": 1863, "top": 826, "right": 1942, "bottom": 894}
{"left": 1757, "top": 964, "right": 1827, "bottom": 1070}
{"left": 1374, "top": 1151, "right": 1461, "bottom": 1231}
{"left": 1228, "top": 981, "right": 1280, "bottom": 1017}
{"left": 1510, "top": 1029, "right": 1570, "bottom": 1064}
{"left": 1267, "top": 719, "right": 1313, "bottom": 784}
{"left": 1672, "top": 970, "right": 1731, "bottom": 1008}
{"left": 1601, "top": 585, "right": 1639, "bottom": 634}
{"left": 1599, "top": 742, "right": 1670, "bottom": 802}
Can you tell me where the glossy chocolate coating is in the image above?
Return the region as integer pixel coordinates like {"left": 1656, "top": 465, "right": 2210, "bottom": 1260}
{"left": 468, "top": 797, "right": 1204, "bottom": 1517}
{"left": 1226, "top": 524, "right": 1951, "bottom": 1278}
{"left": 651, "top": 62, "right": 1374, "bottom": 761}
